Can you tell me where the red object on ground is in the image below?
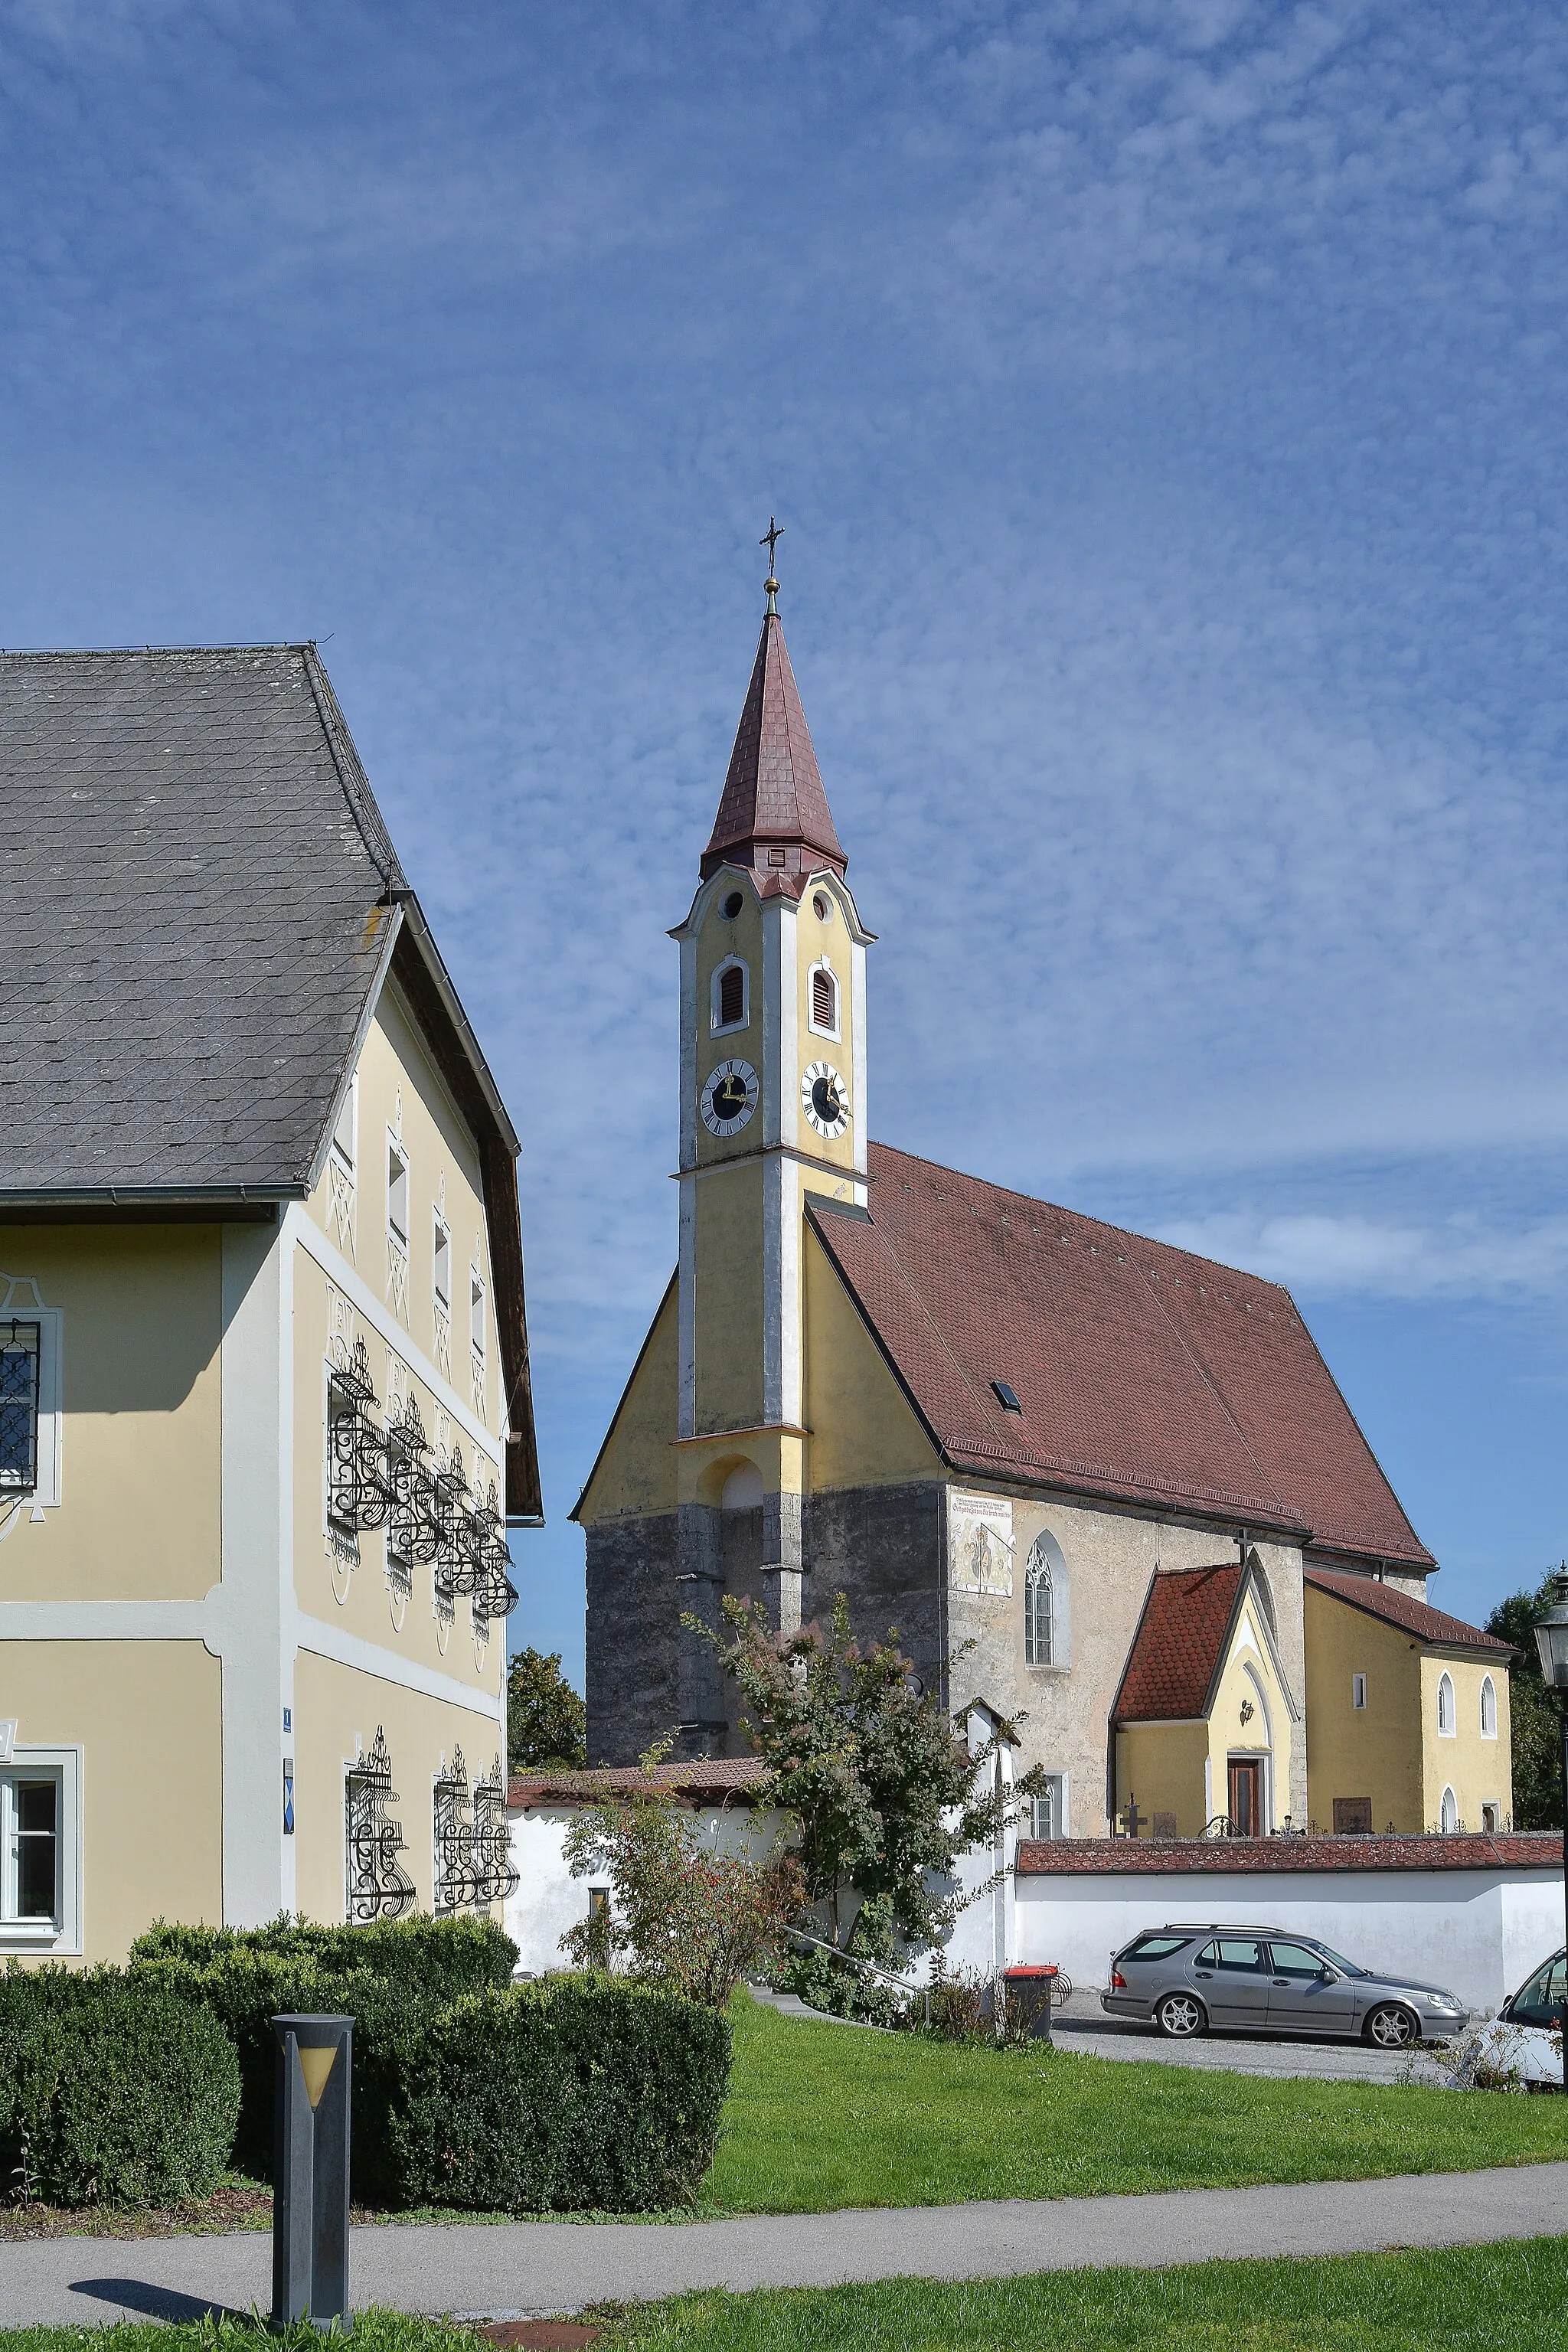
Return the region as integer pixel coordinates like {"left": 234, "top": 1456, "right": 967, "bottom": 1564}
{"left": 1003, "top": 1965, "right": 1060, "bottom": 1980}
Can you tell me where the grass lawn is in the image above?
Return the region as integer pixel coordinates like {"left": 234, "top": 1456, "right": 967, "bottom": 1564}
{"left": 706, "top": 1990, "right": 1568, "bottom": 2212}
{"left": 602, "top": 2237, "right": 1568, "bottom": 2348}
{"left": 4, "top": 2242, "right": 1568, "bottom": 2349}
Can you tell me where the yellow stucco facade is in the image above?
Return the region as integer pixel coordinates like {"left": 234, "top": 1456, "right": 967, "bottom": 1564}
{"left": 1304, "top": 1580, "right": 1511, "bottom": 1834}
{"left": 1, "top": 972, "right": 518, "bottom": 1963}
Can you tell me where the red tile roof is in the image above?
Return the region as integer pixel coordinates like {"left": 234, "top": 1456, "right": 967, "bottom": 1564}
{"left": 1304, "top": 1566, "right": 1511, "bottom": 1654}
{"left": 508, "top": 1757, "right": 769, "bottom": 1811}
{"left": 806, "top": 1144, "right": 1432, "bottom": 1569}
{"left": 1112, "top": 1564, "right": 1247, "bottom": 1723}
{"left": 702, "top": 610, "right": 846, "bottom": 886}
{"left": 1016, "top": 1832, "right": 1562, "bottom": 1875}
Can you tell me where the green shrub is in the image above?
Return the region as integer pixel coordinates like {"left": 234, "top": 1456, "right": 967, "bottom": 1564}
{"left": 129, "top": 1951, "right": 420, "bottom": 2185}
{"left": 129, "top": 1911, "right": 516, "bottom": 1997}
{"left": 380, "top": 1975, "right": 732, "bottom": 2211}
{"left": 0, "top": 1965, "right": 239, "bottom": 2207}
{"left": 136, "top": 1956, "right": 729, "bottom": 2211}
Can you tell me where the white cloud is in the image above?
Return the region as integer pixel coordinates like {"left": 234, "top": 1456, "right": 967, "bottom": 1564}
{"left": 1157, "top": 1208, "right": 1568, "bottom": 1302}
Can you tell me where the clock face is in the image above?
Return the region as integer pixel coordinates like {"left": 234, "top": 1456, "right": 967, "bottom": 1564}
{"left": 802, "top": 1060, "right": 850, "bottom": 1139}
{"left": 701, "top": 1058, "right": 759, "bottom": 1138}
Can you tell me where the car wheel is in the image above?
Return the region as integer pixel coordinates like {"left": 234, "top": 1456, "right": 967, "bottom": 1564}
{"left": 1155, "top": 1991, "right": 1207, "bottom": 2039}
{"left": 1364, "top": 2001, "right": 1419, "bottom": 2050}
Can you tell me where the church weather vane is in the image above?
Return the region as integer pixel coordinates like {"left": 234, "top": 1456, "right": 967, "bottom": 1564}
{"left": 760, "top": 518, "right": 784, "bottom": 609}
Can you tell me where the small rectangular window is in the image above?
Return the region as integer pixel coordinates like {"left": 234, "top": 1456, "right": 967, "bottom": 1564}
{"left": 0, "top": 1322, "right": 41, "bottom": 1493}
{"left": 1031, "top": 1775, "right": 1065, "bottom": 1839}
{"left": 1352, "top": 1674, "right": 1367, "bottom": 1710}
{"left": 470, "top": 1272, "right": 485, "bottom": 1360}
{"left": 433, "top": 1217, "right": 451, "bottom": 1312}
{"left": 991, "top": 1380, "right": 1023, "bottom": 1414}
{"left": 2, "top": 1771, "right": 60, "bottom": 1925}
{"left": 332, "top": 1076, "right": 357, "bottom": 1171}
{"left": 387, "top": 1140, "right": 409, "bottom": 1249}
{"left": 1481, "top": 1802, "right": 1500, "bottom": 1834}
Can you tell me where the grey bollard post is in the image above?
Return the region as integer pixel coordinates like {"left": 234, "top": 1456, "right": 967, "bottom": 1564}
{"left": 272, "top": 2012, "right": 354, "bottom": 2331}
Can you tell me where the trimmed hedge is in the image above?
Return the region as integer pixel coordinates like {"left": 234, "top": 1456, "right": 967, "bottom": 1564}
{"left": 130, "top": 1953, "right": 731, "bottom": 2210}
{"left": 378, "top": 1976, "right": 733, "bottom": 2212}
{"left": 0, "top": 1965, "right": 240, "bottom": 2207}
{"left": 129, "top": 1911, "right": 517, "bottom": 1998}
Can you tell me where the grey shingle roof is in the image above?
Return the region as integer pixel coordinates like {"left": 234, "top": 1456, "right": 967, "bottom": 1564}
{"left": 2, "top": 644, "right": 404, "bottom": 1197}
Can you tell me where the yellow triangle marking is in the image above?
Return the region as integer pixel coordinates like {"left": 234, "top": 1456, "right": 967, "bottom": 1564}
{"left": 298, "top": 2042, "right": 338, "bottom": 2109}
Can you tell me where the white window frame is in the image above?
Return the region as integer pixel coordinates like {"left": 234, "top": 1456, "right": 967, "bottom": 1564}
{"left": 470, "top": 1268, "right": 486, "bottom": 1364}
{"left": 710, "top": 956, "right": 750, "bottom": 1037}
{"left": 807, "top": 957, "right": 841, "bottom": 1042}
{"left": 1440, "top": 1784, "right": 1459, "bottom": 1833}
{"left": 386, "top": 1132, "right": 410, "bottom": 1253}
{"left": 1437, "top": 1671, "right": 1455, "bottom": 1738}
{"left": 1031, "top": 1773, "right": 1067, "bottom": 1839}
{"left": 0, "top": 1743, "right": 83, "bottom": 1955}
{"left": 1023, "top": 1529, "right": 1070, "bottom": 1668}
{"left": 433, "top": 1211, "right": 452, "bottom": 1315}
{"left": 0, "top": 1282, "right": 63, "bottom": 1517}
{"left": 1480, "top": 1674, "right": 1498, "bottom": 1739}
{"left": 1352, "top": 1673, "right": 1367, "bottom": 1710}
{"left": 331, "top": 1073, "right": 358, "bottom": 1174}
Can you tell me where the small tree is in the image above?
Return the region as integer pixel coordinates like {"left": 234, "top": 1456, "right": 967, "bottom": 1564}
{"left": 560, "top": 1745, "right": 805, "bottom": 2007}
{"left": 689, "top": 1592, "right": 1044, "bottom": 1956}
{"left": 508, "top": 1646, "right": 587, "bottom": 1773}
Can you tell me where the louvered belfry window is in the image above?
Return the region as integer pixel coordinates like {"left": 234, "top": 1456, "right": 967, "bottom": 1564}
{"left": 812, "top": 967, "right": 837, "bottom": 1031}
{"left": 718, "top": 963, "right": 745, "bottom": 1027}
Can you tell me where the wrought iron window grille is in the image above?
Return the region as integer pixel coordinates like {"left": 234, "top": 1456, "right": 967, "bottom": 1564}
{"left": 0, "top": 1321, "right": 41, "bottom": 1494}
{"left": 432, "top": 1443, "right": 471, "bottom": 1613}
{"left": 471, "top": 1755, "right": 520, "bottom": 1903}
{"left": 433, "top": 1746, "right": 476, "bottom": 1913}
{"left": 384, "top": 1394, "right": 438, "bottom": 1595}
{"left": 466, "top": 1480, "right": 519, "bottom": 1623}
{"left": 345, "top": 1726, "right": 416, "bottom": 1923}
{"left": 328, "top": 1338, "right": 393, "bottom": 1534}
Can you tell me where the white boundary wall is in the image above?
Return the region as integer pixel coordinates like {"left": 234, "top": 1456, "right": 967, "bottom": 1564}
{"left": 505, "top": 1800, "right": 779, "bottom": 1978}
{"left": 1014, "top": 1866, "right": 1565, "bottom": 2014}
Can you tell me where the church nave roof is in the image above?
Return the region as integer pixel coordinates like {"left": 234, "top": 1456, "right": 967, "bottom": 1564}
{"left": 806, "top": 1140, "right": 1433, "bottom": 1571}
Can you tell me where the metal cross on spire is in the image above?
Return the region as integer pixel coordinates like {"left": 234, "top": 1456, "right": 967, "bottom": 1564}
{"left": 760, "top": 518, "right": 784, "bottom": 610}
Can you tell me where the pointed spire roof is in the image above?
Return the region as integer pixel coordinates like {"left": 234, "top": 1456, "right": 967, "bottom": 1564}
{"left": 701, "top": 602, "right": 846, "bottom": 888}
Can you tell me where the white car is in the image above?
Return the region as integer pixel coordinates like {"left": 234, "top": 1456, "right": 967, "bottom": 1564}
{"left": 1465, "top": 1948, "right": 1566, "bottom": 2089}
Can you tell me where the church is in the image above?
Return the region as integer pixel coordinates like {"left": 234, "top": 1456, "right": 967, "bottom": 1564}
{"left": 576, "top": 573, "right": 1513, "bottom": 1843}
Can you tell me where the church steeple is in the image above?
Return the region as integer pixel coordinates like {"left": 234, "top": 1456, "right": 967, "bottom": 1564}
{"left": 701, "top": 595, "right": 846, "bottom": 885}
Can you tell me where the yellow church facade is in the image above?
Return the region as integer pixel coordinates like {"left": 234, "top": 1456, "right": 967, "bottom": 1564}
{"left": 579, "top": 577, "right": 1514, "bottom": 1845}
{"left": 2, "top": 645, "right": 540, "bottom": 1962}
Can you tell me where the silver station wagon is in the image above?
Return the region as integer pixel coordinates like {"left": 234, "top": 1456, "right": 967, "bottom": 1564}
{"left": 1101, "top": 1924, "right": 1470, "bottom": 2047}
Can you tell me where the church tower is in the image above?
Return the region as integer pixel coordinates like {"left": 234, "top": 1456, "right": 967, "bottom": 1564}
{"left": 664, "top": 564, "right": 874, "bottom": 1740}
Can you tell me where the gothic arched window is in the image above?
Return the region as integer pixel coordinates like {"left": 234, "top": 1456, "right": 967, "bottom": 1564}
{"left": 1437, "top": 1671, "right": 1455, "bottom": 1736}
{"left": 1480, "top": 1674, "right": 1498, "bottom": 1739}
{"left": 1024, "top": 1536, "right": 1065, "bottom": 1667}
{"left": 1440, "top": 1784, "right": 1459, "bottom": 1834}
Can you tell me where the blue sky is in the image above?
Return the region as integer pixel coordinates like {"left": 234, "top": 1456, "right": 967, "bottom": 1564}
{"left": 3, "top": 2, "right": 1565, "bottom": 1681}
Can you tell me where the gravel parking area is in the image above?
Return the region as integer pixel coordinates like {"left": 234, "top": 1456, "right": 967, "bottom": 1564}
{"left": 1048, "top": 1990, "right": 1453, "bottom": 2085}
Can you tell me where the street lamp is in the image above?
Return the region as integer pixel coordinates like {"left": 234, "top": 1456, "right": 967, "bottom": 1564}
{"left": 1530, "top": 1566, "right": 1568, "bottom": 2095}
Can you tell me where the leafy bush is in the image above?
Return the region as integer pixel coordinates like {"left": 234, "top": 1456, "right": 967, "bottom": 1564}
{"left": 558, "top": 1749, "right": 804, "bottom": 2007}
{"left": 777, "top": 1945, "right": 906, "bottom": 2027}
{"left": 133, "top": 1949, "right": 732, "bottom": 2210}
{"left": 129, "top": 1950, "right": 421, "bottom": 2184}
{"left": 378, "top": 1975, "right": 731, "bottom": 2211}
{"left": 129, "top": 1911, "right": 517, "bottom": 1998}
{"left": 0, "top": 1965, "right": 240, "bottom": 2207}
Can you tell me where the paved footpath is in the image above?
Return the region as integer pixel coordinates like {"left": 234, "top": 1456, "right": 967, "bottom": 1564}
{"left": 5, "top": 2164, "right": 1568, "bottom": 2326}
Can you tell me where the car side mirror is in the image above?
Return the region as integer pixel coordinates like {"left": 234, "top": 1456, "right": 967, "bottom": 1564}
{"left": 1318, "top": 1967, "right": 1339, "bottom": 1982}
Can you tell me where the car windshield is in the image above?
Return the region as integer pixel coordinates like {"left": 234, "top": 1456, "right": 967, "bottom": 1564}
{"left": 1508, "top": 1952, "right": 1567, "bottom": 2026}
{"left": 1303, "top": 1939, "right": 1367, "bottom": 1978}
